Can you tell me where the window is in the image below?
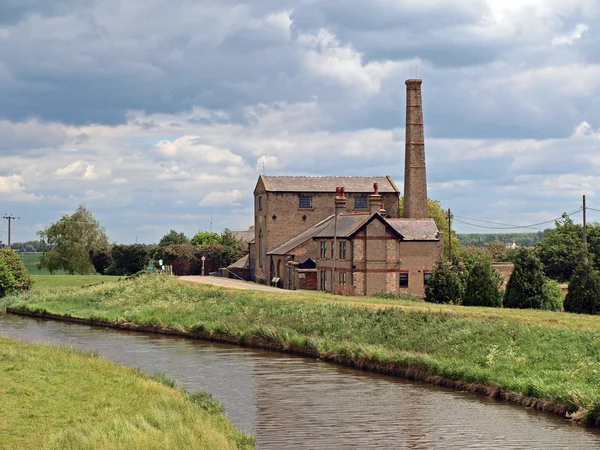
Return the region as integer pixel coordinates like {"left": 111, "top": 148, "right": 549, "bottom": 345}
{"left": 258, "top": 196, "right": 263, "bottom": 211}
{"left": 354, "top": 195, "right": 368, "bottom": 209}
{"left": 399, "top": 272, "right": 409, "bottom": 288}
{"left": 331, "top": 240, "right": 334, "bottom": 258}
{"left": 339, "top": 241, "right": 347, "bottom": 260}
{"left": 299, "top": 194, "right": 312, "bottom": 209}
{"left": 320, "top": 240, "right": 327, "bottom": 258}
{"left": 424, "top": 272, "right": 432, "bottom": 287}
{"left": 339, "top": 272, "right": 346, "bottom": 285}
{"left": 320, "top": 270, "right": 327, "bottom": 290}
{"left": 258, "top": 230, "right": 263, "bottom": 267}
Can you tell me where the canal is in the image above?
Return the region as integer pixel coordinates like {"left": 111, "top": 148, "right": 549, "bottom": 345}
{"left": 2, "top": 311, "right": 599, "bottom": 449}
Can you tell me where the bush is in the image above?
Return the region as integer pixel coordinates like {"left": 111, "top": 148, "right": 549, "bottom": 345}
{"left": 105, "top": 245, "right": 150, "bottom": 276}
{"left": 425, "top": 259, "right": 462, "bottom": 304}
{"left": 89, "top": 248, "right": 113, "bottom": 274}
{"left": 504, "top": 248, "right": 559, "bottom": 310}
{"left": 462, "top": 255, "right": 502, "bottom": 308}
{"left": 0, "top": 259, "right": 17, "bottom": 297}
{"left": 543, "top": 280, "right": 564, "bottom": 311}
{"left": 564, "top": 260, "right": 600, "bottom": 314}
{"left": 0, "top": 248, "right": 33, "bottom": 291}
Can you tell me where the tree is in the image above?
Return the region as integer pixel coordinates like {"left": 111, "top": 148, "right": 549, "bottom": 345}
{"left": 105, "top": 245, "right": 150, "bottom": 276}
{"left": 504, "top": 248, "right": 560, "bottom": 310}
{"left": 191, "top": 231, "right": 222, "bottom": 246}
{"left": 37, "top": 205, "right": 110, "bottom": 275}
{"left": 0, "top": 259, "right": 16, "bottom": 297}
{"left": 158, "top": 230, "right": 189, "bottom": 247}
{"left": 0, "top": 248, "right": 33, "bottom": 291}
{"left": 536, "top": 214, "right": 585, "bottom": 282}
{"left": 399, "top": 196, "right": 461, "bottom": 259}
{"left": 462, "top": 255, "right": 502, "bottom": 307}
{"left": 425, "top": 259, "right": 463, "bottom": 304}
{"left": 564, "top": 260, "right": 600, "bottom": 314}
{"left": 89, "top": 248, "right": 113, "bottom": 274}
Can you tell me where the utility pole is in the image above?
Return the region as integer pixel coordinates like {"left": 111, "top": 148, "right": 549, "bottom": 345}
{"left": 448, "top": 208, "right": 452, "bottom": 261}
{"left": 583, "top": 195, "right": 588, "bottom": 260}
{"left": 2, "top": 215, "right": 19, "bottom": 247}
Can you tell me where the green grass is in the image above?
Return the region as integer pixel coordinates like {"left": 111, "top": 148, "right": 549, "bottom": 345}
{"left": 5, "top": 274, "right": 600, "bottom": 425}
{"left": 0, "top": 336, "right": 254, "bottom": 449}
{"left": 19, "top": 253, "right": 65, "bottom": 275}
{"left": 31, "top": 275, "right": 122, "bottom": 291}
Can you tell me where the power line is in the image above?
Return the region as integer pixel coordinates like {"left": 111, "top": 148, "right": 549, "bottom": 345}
{"left": 453, "top": 209, "right": 582, "bottom": 231}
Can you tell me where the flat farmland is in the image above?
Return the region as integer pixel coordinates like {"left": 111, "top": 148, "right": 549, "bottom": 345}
{"left": 19, "top": 252, "right": 65, "bottom": 275}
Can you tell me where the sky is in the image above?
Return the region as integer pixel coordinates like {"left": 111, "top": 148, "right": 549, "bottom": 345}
{"left": 1, "top": 0, "right": 600, "bottom": 243}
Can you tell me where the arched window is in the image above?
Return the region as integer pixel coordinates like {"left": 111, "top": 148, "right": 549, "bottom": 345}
{"left": 259, "top": 229, "right": 263, "bottom": 267}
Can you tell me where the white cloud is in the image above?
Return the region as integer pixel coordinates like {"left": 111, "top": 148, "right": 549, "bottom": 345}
{"left": 199, "top": 189, "right": 245, "bottom": 207}
{"left": 552, "top": 23, "right": 589, "bottom": 45}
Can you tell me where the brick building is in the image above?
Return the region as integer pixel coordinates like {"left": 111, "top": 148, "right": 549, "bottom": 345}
{"left": 244, "top": 78, "right": 442, "bottom": 296}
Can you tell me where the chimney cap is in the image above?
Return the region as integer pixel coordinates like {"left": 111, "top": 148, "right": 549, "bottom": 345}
{"left": 405, "top": 79, "right": 422, "bottom": 85}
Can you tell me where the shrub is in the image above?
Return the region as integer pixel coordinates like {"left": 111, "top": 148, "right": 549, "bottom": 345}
{"left": 543, "top": 280, "right": 564, "bottom": 311}
{"left": 425, "top": 259, "right": 462, "bottom": 304}
{"left": 0, "top": 248, "right": 33, "bottom": 291}
{"left": 105, "top": 245, "right": 150, "bottom": 276}
{"left": 462, "top": 255, "right": 502, "bottom": 308}
{"left": 0, "top": 259, "right": 17, "bottom": 297}
{"left": 504, "top": 248, "right": 559, "bottom": 310}
{"left": 89, "top": 248, "right": 113, "bottom": 274}
{"left": 564, "top": 260, "right": 600, "bottom": 314}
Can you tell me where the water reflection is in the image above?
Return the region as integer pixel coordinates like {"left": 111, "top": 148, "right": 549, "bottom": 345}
{"left": 1, "top": 312, "right": 599, "bottom": 449}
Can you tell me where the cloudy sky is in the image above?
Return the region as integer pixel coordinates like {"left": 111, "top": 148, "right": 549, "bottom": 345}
{"left": 1, "top": 0, "right": 600, "bottom": 243}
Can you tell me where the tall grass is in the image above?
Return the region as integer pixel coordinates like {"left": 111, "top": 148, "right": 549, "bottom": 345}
{"left": 0, "top": 336, "right": 254, "bottom": 449}
{"left": 5, "top": 274, "right": 600, "bottom": 425}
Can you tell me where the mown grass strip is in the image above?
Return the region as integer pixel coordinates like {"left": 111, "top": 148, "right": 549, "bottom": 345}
{"left": 0, "top": 336, "right": 254, "bottom": 449}
{"left": 4, "top": 274, "right": 600, "bottom": 426}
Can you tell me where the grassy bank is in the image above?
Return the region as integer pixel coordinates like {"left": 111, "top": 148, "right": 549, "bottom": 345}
{"left": 0, "top": 336, "right": 254, "bottom": 449}
{"left": 31, "top": 274, "right": 122, "bottom": 291}
{"left": 5, "top": 275, "right": 600, "bottom": 426}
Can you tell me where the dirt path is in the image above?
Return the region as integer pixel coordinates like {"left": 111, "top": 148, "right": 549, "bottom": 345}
{"left": 178, "top": 276, "right": 299, "bottom": 293}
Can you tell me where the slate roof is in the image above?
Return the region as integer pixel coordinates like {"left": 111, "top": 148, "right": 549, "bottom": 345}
{"left": 260, "top": 175, "right": 399, "bottom": 193}
{"left": 313, "top": 213, "right": 373, "bottom": 238}
{"left": 386, "top": 218, "right": 440, "bottom": 241}
{"left": 227, "top": 254, "right": 249, "bottom": 269}
{"left": 267, "top": 215, "right": 334, "bottom": 255}
{"left": 230, "top": 230, "right": 255, "bottom": 243}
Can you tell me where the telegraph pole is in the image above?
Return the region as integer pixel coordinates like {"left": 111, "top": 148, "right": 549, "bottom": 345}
{"left": 583, "top": 195, "right": 588, "bottom": 260}
{"left": 448, "top": 208, "right": 452, "bottom": 261}
{"left": 2, "top": 215, "right": 19, "bottom": 247}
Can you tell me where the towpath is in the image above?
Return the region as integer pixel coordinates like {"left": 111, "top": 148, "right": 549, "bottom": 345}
{"left": 179, "top": 276, "right": 299, "bottom": 293}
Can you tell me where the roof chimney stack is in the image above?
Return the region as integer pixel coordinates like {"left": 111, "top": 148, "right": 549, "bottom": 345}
{"left": 335, "top": 186, "right": 347, "bottom": 212}
{"left": 369, "top": 183, "right": 382, "bottom": 214}
{"left": 403, "top": 79, "right": 428, "bottom": 219}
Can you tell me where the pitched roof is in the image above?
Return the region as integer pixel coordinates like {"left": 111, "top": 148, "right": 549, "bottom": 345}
{"left": 385, "top": 218, "right": 440, "bottom": 241}
{"left": 227, "top": 254, "right": 249, "bottom": 269}
{"left": 267, "top": 215, "right": 334, "bottom": 255}
{"left": 230, "top": 230, "right": 255, "bottom": 243}
{"left": 259, "top": 175, "right": 399, "bottom": 193}
{"left": 313, "top": 213, "right": 373, "bottom": 238}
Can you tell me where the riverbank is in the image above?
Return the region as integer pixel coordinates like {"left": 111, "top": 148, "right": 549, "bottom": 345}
{"left": 4, "top": 274, "right": 600, "bottom": 426}
{"left": 0, "top": 336, "right": 254, "bottom": 449}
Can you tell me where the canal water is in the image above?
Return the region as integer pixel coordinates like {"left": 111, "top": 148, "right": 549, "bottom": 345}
{"left": 2, "top": 311, "right": 600, "bottom": 449}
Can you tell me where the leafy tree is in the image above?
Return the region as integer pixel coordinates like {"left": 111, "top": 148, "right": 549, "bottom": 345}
{"left": 38, "top": 205, "right": 109, "bottom": 274}
{"left": 399, "top": 196, "right": 461, "bottom": 259}
{"left": 457, "top": 232, "right": 543, "bottom": 248}
{"left": 536, "top": 214, "right": 585, "bottom": 282}
{"left": 564, "top": 260, "right": 600, "bottom": 314}
{"left": 425, "top": 259, "right": 463, "bottom": 304}
{"left": 89, "top": 248, "right": 113, "bottom": 275}
{"left": 0, "top": 259, "right": 16, "bottom": 297}
{"left": 504, "top": 248, "right": 560, "bottom": 310}
{"left": 158, "top": 230, "right": 189, "bottom": 247}
{"left": 191, "top": 231, "right": 222, "bottom": 246}
{"left": 0, "top": 248, "right": 33, "bottom": 294}
{"left": 462, "top": 255, "right": 502, "bottom": 307}
{"left": 105, "top": 245, "right": 150, "bottom": 276}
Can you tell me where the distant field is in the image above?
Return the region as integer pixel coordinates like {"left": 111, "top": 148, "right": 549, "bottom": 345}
{"left": 31, "top": 275, "right": 122, "bottom": 291}
{"left": 19, "top": 252, "right": 66, "bottom": 275}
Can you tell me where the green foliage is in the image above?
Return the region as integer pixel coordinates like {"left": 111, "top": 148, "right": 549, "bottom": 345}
{"left": 425, "top": 259, "right": 462, "bottom": 304}
{"left": 158, "top": 229, "right": 190, "bottom": 247}
{"left": 89, "top": 248, "right": 113, "bottom": 274}
{"left": 544, "top": 280, "right": 565, "bottom": 311}
{"left": 8, "top": 239, "right": 49, "bottom": 253}
{"left": 105, "top": 245, "right": 150, "bottom": 276}
{"left": 399, "top": 196, "right": 461, "bottom": 259}
{"left": 458, "top": 232, "right": 543, "bottom": 248}
{"left": 504, "top": 248, "right": 560, "bottom": 310}
{"left": 151, "top": 372, "right": 178, "bottom": 388}
{"left": 38, "top": 205, "right": 110, "bottom": 275}
{"left": 191, "top": 231, "right": 222, "bottom": 246}
{"left": 564, "top": 260, "right": 600, "bottom": 315}
{"left": 0, "top": 248, "right": 33, "bottom": 291}
{"left": 0, "top": 259, "right": 17, "bottom": 297}
{"left": 536, "top": 214, "right": 585, "bottom": 281}
{"left": 462, "top": 255, "right": 502, "bottom": 307}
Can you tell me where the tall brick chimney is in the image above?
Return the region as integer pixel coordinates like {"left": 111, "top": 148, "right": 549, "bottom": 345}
{"left": 403, "top": 79, "right": 428, "bottom": 219}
